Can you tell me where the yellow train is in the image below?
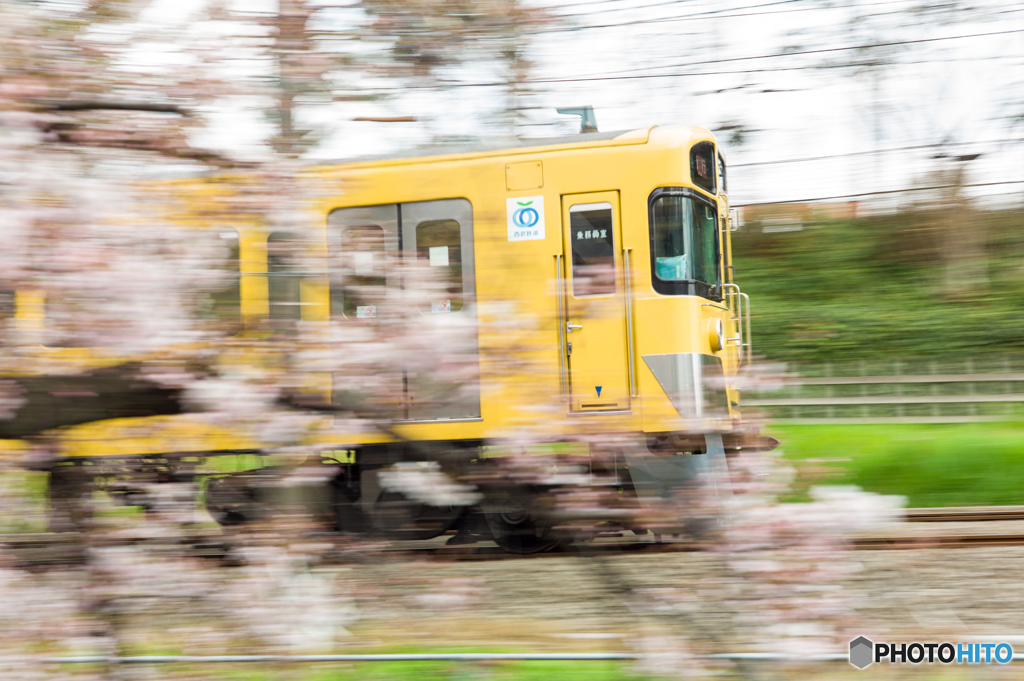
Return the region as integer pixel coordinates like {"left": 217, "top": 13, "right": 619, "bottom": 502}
{"left": 19, "top": 122, "right": 757, "bottom": 552}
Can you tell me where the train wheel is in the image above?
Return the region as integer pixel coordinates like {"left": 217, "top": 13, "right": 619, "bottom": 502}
{"left": 483, "top": 487, "right": 566, "bottom": 554}
{"left": 371, "top": 491, "right": 463, "bottom": 541}
{"left": 331, "top": 473, "right": 367, "bottom": 535}
{"left": 47, "top": 462, "right": 93, "bottom": 533}
{"left": 204, "top": 474, "right": 263, "bottom": 526}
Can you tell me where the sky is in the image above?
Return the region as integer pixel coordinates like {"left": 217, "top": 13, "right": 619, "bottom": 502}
{"left": 196, "top": 0, "right": 1024, "bottom": 213}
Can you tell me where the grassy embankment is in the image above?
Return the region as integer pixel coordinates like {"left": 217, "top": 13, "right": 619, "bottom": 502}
{"left": 768, "top": 422, "right": 1024, "bottom": 507}
{"left": 731, "top": 207, "right": 1024, "bottom": 365}
{"left": 734, "top": 207, "right": 1024, "bottom": 506}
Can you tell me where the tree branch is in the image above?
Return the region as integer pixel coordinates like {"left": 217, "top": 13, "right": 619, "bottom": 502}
{"left": 37, "top": 100, "right": 191, "bottom": 116}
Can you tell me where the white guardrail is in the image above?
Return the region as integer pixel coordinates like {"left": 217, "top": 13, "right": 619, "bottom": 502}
{"left": 745, "top": 360, "right": 1024, "bottom": 424}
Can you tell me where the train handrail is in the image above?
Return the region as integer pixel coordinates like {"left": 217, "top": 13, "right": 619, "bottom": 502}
{"left": 623, "top": 248, "right": 637, "bottom": 397}
{"left": 722, "top": 283, "right": 751, "bottom": 364}
{"left": 555, "top": 254, "right": 568, "bottom": 395}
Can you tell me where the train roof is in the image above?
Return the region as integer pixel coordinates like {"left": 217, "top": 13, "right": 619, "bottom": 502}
{"left": 315, "top": 129, "right": 644, "bottom": 167}
{"left": 311, "top": 125, "right": 722, "bottom": 172}
{"left": 146, "top": 125, "right": 714, "bottom": 179}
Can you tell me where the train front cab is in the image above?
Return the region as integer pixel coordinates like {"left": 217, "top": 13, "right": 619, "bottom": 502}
{"left": 551, "top": 128, "right": 743, "bottom": 504}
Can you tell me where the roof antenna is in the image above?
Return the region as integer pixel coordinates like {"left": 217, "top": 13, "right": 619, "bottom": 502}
{"left": 556, "top": 106, "right": 598, "bottom": 133}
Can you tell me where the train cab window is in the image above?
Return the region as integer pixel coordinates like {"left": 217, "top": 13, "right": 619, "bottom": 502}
{"left": 416, "top": 219, "right": 464, "bottom": 313}
{"left": 267, "top": 232, "right": 302, "bottom": 329}
{"left": 649, "top": 191, "right": 720, "bottom": 298}
{"left": 569, "top": 203, "right": 616, "bottom": 297}
{"left": 335, "top": 223, "right": 387, "bottom": 319}
{"left": 690, "top": 141, "right": 716, "bottom": 194}
{"left": 718, "top": 153, "right": 727, "bottom": 194}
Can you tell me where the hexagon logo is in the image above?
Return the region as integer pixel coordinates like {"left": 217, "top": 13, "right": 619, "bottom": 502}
{"left": 849, "top": 636, "right": 874, "bottom": 669}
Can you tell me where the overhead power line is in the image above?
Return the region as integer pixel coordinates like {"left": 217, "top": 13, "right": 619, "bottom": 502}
{"left": 329, "top": 48, "right": 1024, "bottom": 95}
{"left": 734, "top": 180, "right": 1024, "bottom": 207}
{"left": 331, "top": 28, "right": 1024, "bottom": 92}
{"left": 550, "top": 0, "right": 800, "bottom": 20}
{"left": 564, "top": 2, "right": 1023, "bottom": 77}
{"left": 731, "top": 138, "right": 1024, "bottom": 168}
{"left": 523, "top": 28, "right": 1024, "bottom": 85}
{"left": 536, "top": 0, "right": 976, "bottom": 33}
{"left": 551, "top": 0, "right": 691, "bottom": 17}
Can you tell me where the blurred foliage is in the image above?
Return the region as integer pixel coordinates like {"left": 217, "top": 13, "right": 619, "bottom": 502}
{"left": 733, "top": 206, "right": 1024, "bottom": 365}
{"left": 771, "top": 422, "right": 1024, "bottom": 507}
{"left": 356, "top": 0, "right": 554, "bottom": 133}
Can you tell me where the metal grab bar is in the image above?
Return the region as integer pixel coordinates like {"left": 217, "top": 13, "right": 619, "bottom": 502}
{"left": 555, "top": 255, "right": 567, "bottom": 395}
{"left": 722, "top": 283, "right": 751, "bottom": 365}
{"left": 623, "top": 248, "right": 636, "bottom": 396}
{"left": 738, "top": 289, "right": 751, "bottom": 364}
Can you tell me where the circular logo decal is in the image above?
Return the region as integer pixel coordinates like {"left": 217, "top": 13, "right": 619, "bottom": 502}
{"left": 513, "top": 207, "right": 539, "bottom": 228}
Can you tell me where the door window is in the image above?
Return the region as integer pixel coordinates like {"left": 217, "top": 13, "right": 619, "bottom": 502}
{"left": 327, "top": 204, "right": 398, "bottom": 320}
{"left": 415, "top": 219, "right": 463, "bottom": 313}
{"left": 569, "top": 203, "right": 615, "bottom": 297}
{"left": 336, "top": 223, "right": 387, "bottom": 319}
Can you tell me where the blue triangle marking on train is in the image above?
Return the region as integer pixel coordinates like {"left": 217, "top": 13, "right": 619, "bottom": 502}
{"left": 596, "top": 386, "right": 602, "bottom": 397}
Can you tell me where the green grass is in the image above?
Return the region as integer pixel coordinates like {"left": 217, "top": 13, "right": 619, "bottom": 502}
{"left": 768, "top": 421, "right": 1024, "bottom": 507}
{"left": 95, "top": 653, "right": 645, "bottom": 681}
{"left": 58, "top": 661, "right": 640, "bottom": 681}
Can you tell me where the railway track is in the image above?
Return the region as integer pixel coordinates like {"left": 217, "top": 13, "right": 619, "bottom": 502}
{"left": 852, "top": 534, "right": 1024, "bottom": 549}
{"left": 849, "top": 505, "right": 1024, "bottom": 550}
{"left": 412, "top": 506, "right": 1024, "bottom": 557}
{"left": 904, "top": 505, "right": 1024, "bottom": 522}
{"left": 6, "top": 506, "right": 1024, "bottom": 567}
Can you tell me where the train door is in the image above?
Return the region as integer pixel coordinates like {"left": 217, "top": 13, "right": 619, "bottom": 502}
{"left": 561, "top": 191, "right": 630, "bottom": 412}
{"left": 327, "top": 199, "right": 481, "bottom": 421}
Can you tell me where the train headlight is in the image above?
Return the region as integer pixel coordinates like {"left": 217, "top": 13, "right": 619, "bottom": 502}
{"left": 708, "top": 318, "right": 725, "bottom": 353}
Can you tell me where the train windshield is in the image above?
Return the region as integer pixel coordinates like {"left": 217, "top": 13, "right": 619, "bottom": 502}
{"left": 650, "top": 194, "right": 719, "bottom": 290}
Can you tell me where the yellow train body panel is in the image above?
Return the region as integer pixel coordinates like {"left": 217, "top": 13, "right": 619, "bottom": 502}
{"left": 9, "top": 124, "right": 746, "bottom": 460}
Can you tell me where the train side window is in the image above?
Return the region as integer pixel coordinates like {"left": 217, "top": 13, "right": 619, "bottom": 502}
{"left": 569, "top": 203, "right": 616, "bottom": 297}
{"left": 416, "top": 219, "right": 463, "bottom": 313}
{"left": 0, "top": 290, "right": 14, "bottom": 325}
{"left": 0, "top": 289, "right": 14, "bottom": 343}
{"left": 649, "top": 191, "right": 720, "bottom": 298}
{"left": 690, "top": 141, "right": 716, "bottom": 194}
{"left": 206, "top": 230, "right": 242, "bottom": 335}
{"left": 43, "top": 228, "right": 242, "bottom": 346}
{"left": 267, "top": 232, "right": 302, "bottom": 329}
